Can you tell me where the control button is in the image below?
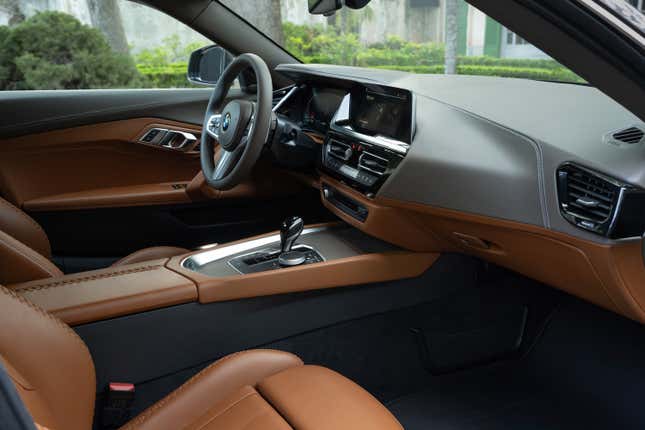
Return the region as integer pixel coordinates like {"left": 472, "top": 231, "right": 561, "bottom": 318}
{"left": 578, "top": 220, "right": 597, "bottom": 230}
{"left": 278, "top": 250, "right": 307, "bottom": 267}
{"left": 357, "top": 171, "right": 377, "bottom": 186}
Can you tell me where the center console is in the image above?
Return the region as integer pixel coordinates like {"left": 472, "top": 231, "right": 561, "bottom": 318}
{"left": 321, "top": 85, "right": 414, "bottom": 196}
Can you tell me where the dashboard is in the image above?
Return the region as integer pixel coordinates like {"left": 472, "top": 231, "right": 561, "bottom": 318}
{"left": 273, "top": 63, "right": 645, "bottom": 244}
{"left": 270, "top": 63, "right": 645, "bottom": 324}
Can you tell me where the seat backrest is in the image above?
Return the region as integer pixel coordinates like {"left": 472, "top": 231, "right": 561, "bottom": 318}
{"left": 0, "top": 196, "right": 62, "bottom": 285}
{"left": 0, "top": 197, "right": 52, "bottom": 258}
{"left": 0, "top": 286, "right": 96, "bottom": 430}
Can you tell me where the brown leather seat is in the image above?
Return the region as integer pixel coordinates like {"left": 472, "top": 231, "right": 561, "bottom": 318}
{"left": 0, "top": 196, "right": 188, "bottom": 284}
{"left": 0, "top": 286, "right": 403, "bottom": 430}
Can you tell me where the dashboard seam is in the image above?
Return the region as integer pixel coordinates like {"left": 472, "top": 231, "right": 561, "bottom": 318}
{"left": 412, "top": 93, "right": 551, "bottom": 229}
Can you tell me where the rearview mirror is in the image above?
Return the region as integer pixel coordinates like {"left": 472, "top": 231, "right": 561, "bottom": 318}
{"left": 187, "top": 45, "right": 233, "bottom": 86}
{"left": 308, "top": 0, "right": 342, "bottom": 15}
{"left": 308, "top": 0, "right": 371, "bottom": 15}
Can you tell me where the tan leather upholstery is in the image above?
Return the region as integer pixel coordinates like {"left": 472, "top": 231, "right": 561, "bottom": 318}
{"left": 259, "top": 365, "right": 403, "bottom": 430}
{"left": 11, "top": 259, "right": 197, "bottom": 326}
{"left": 0, "top": 230, "right": 63, "bottom": 284}
{"left": 0, "top": 197, "right": 52, "bottom": 258}
{"left": 182, "top": 385, "right": 292, "bottom": 430}
{"left": 0, "top": 286, "right": 95, "bottom": 430}
{"left": 121, "top": 349, "right": 304, "bottom": 430}
{"left": 0, "top": 285, "right": 403, "bottom": 430}
{"left": 0, "top": 196, "right": 188, "bottom": 284}
{"left": 111, "top": 246, "right": 189, "bottom": 267}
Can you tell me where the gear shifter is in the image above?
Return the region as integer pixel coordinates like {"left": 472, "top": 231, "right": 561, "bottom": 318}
{"left": 278, "top": 216, "right": 306, "bottom": 266}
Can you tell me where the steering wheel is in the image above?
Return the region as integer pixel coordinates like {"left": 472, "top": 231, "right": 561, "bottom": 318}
{"left": 201, "top": 53, "right": 273, "bottom": 190}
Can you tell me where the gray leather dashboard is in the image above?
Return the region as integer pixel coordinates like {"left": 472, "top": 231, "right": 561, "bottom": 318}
{"left": 276, "top": 64, "right": 645, "bottom": 243}
{"left": 0, "top": 88, "right": 215, "bottom": 138}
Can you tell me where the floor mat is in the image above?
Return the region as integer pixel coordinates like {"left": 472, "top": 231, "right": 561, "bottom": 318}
{"left": 270, "top": 267, "right": 645, "bottom": 430}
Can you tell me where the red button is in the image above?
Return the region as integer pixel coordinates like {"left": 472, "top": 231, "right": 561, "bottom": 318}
{"left": 109, "top": 382, "right": 135, "bottom": 392}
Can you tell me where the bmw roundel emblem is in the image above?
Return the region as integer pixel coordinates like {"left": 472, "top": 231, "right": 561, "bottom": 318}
{"left": 222, "top": 112, "right": 231, "bottom": 131}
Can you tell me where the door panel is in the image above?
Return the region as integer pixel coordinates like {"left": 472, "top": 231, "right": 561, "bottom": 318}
{"left": 0, "top": 117, "right": 202, "bottom": 207}
{"left": 0, "top": 89, "right": 332, "bottom": 272}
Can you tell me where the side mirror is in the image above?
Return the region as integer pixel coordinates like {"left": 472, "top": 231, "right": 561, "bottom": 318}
{"left": 187, "top": 45, "right": 233, "bottom": 86}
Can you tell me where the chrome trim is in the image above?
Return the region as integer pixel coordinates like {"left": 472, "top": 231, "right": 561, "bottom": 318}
{"left": 206, "top": 114, "right": 222, "bottom": 140}
{"left": 138, "top": 128, "right": 197, "bottom": 151}
{"left": 358, "top": 151, "right": 389, "bottom": 176}
{"left": 607, "top": 186, "right": 627, "bottom": 236}
{"left": 557, "top": 161, "right": 634, "bottom": 237}
{"left": 181, "top": 226, "right": 330, "bottom": 270}
{"left": 329, "top": 94, "right": 412, "bottom": 155}
{"left": 272, "top": 85, "right": 298, "bottom": 113}
{"left": 326, "top": 139, "right": 352, "bottom": 161}
{"left": 226, "top": 244, "right": 325, "bottom": 274}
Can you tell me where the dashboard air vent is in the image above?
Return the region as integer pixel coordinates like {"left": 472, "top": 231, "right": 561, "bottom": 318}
{"left": 557, "top": 164, "right": 621, "bottom": 235}
{"left": 613, "top": 127, "right": 644, "bottom": 144}
{"left": 358, "top": 152, "right": 389, "bottom": 176}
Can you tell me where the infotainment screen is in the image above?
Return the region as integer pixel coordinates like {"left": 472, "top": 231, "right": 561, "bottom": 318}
{"left": 349, "top": 86, "right": 412, "bottom": 143}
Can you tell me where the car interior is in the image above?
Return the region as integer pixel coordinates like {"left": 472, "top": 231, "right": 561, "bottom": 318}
{"left": 0, "top": 0, "right": 644, "bottom": 429}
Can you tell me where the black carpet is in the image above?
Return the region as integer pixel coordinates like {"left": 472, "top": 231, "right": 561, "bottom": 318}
{"left": 269, "top": 268, "right": 645, "bottom": 430}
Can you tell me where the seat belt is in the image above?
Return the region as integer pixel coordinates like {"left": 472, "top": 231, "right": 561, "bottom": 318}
{"left": 0, "top": 361, "right": 37, "bottom": 430}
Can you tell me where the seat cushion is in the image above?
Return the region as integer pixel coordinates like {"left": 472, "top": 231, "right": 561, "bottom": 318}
{"left": 183, "top": 385, "right": 292, "bottom": 430}
{"left": 122, "top": 350, "right": 403, "bottom": 430}
{"left": 121, "top": 349, "right": 303, "bottom": 430}
{"left": 111, "top": 246, "right": 189, "bottom": 267}
{"left": 258, "top": 365, "right": 404, "bottom": 430}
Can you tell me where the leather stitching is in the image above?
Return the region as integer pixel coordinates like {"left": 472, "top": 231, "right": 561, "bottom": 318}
{"left": 120, "top": 349, "right": 300, "bottom": 430}
{"left": 0, "top": 286, "right": 92, "bottom": 356}
{"left": 0, "top": 198, "right": 51, "bottom": 253}
{"left": 0, "top": 234, "right": 61, "bottom": 278}
{"left": 14, "top": 265, "right": 162, "bottom": 293}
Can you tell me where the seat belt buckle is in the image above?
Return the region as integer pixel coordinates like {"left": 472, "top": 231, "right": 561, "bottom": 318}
{"left": 102, "top": 382, "right": 135, "bottom": 429}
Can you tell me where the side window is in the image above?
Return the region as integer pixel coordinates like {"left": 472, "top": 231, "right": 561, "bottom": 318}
{"left": 0, "top": 0, "right": 211, "bottom": 90}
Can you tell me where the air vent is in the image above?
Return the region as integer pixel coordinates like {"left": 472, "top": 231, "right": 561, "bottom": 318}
{"left": 328, "top": 140, "right": 352, "bottom": 161}
{"left": 557, "top": 164, "right": 622, "bottom": 235}
{"left": 613, "top": 127, "right": 644, "bottom": 144}
{"left": 358, "top": 152, "right": 389, "bottom": 176}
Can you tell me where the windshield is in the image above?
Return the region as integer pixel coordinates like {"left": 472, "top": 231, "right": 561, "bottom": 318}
{"left": 219, "top": 0, "right": 614, "bottom": 84}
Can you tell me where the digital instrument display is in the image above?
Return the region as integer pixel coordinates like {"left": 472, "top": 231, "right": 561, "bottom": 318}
{"left": 302, "top": 87, "right": 347, "bottom": 133}
{"left": 349, "top": 87, "right": 412, "bottom": 143}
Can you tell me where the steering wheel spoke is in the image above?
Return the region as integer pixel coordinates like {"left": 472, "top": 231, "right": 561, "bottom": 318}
{"left": 213, "top": 144, "right": 245, "bottom": 181}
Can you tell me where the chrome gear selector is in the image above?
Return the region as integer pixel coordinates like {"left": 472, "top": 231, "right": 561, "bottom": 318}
{"left": 278, "top": 216, "right": 306, "bottom": 266}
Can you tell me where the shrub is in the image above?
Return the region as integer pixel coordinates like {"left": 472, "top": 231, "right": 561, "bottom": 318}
{"left": 0, "top": 11, "right": 142, "bottom": 90}
{"left": 137, "top": 63, "right": 193, "bottom": 88}
{"left": 282, "top": 22, "right": 583, "bottom": 83}
{"left": 373, "top": 64, "right": 584, "bottom": 82}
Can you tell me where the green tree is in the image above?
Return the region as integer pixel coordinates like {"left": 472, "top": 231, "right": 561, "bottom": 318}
{"left": 0, "top": 11, "right": 141, "bottom": 90}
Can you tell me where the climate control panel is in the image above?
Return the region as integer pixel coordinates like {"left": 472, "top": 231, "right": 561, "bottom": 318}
{"left": 321, "top": 131, "right": 405, "bottom": 194}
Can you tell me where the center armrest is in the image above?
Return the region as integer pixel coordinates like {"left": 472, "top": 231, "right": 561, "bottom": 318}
{"left": 9, "top": 258, "right": 197, "bottom": 326}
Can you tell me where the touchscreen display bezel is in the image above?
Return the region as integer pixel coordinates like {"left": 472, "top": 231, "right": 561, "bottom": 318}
{"left": 349, "top": 85, "right": 413, "bottom": 144}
